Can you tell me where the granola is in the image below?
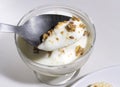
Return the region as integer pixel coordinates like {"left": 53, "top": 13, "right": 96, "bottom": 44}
{"left": 88, "top": 82, "right": 112, "bottom": 87}
{"left": 75, "top": 45, "right": 84, "bottom": 57}
{"left": 65, "top": 22, "right": 76, "bottom": 32}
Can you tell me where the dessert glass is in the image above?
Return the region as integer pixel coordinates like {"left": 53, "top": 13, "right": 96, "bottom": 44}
{"left": 15, "top": 5, "right": 96, "bottom": 86}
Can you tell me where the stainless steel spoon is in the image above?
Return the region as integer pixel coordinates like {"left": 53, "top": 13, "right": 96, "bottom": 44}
{"left": 0, "top": 15, "right": 70, "bottom": 46}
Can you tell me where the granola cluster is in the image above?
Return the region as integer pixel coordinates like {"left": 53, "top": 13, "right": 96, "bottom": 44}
{"left": 75, "top": 45, "right": 84, "bottom": 57}
{"left": 42, "top": 30, "right": 53, "bottom": 41}
{"left": 65, "top": 22, "right": 76, "bottom": 32}
{"left": 65, "top": 16, "right": 81, "bottom": 32}
{"left": 58, "top": 48, "right": 65, "bottom": 54}
{"left": 83, "top": 30, "right": 90, "bottom": 36}
{"left": 69, "top": 36, "right": 74, "bottom": 39}
{"left": 79, "top": 23, "right": 86, "bottom": 29}
{"left": 72, "top": 16, "right": 80, "bottom": 21}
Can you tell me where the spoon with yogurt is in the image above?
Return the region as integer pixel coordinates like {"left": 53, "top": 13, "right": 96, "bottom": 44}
{"left": 0, "top": 14, "right": 70, "bottom": 47}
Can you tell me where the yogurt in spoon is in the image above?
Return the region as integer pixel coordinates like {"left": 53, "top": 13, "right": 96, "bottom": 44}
{"left": 38, "top": 16, "right": 87, "bottom": 51}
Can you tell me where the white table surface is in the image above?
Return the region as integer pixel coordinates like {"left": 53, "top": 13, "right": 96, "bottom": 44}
{"left": 0, "top": 0, "right": 120, "bottom": 87}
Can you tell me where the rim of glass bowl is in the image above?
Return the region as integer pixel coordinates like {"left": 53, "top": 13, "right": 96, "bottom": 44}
{"left": 15, "top": 4, "right": 96, "bottom": 69}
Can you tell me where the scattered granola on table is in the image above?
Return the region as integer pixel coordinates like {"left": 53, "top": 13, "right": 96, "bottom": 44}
{"left": 88, "top": 82, "right": 113, "bottom": 87}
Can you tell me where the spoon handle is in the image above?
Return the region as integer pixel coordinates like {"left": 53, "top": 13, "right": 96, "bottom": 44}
{"left": 0, "top": 23, "right": 17, "bottom": 33}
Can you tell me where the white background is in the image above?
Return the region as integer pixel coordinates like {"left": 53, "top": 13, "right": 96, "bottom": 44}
{"left": 0, "top": 0, "right": 120, "bottom": 87}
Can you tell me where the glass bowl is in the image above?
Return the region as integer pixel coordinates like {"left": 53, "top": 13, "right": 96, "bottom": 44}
{"left": 15, "top": 5, "right": 96, "bottom": 86}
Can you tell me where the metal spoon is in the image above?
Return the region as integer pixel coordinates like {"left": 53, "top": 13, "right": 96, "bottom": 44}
{"left": 0, "top": 14, "right": 70, "bottom": 46}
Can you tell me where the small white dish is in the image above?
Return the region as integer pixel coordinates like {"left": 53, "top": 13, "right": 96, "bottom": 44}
{"left": 71, "top": 65, "right": 120, "bottom": 87}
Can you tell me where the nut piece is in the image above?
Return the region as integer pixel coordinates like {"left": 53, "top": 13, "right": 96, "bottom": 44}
{"left": 69, "top": 36, "right": 74, "bottom": 39}
{"left": 47, "top": 30, "right": 53, "bottom": 36}
{"left": 75, "top": 45, "right": 84, "bottom": 57}
{"left": 72, "top": 16, "right": 80, "bottom": 21}
{"left": 42, "top": 33, "right": 48, "bottom": 41}
{"left": 65, "top": 22, "right": 76, "bottom": 32}
{"left": 58, "top": 48, "right": 65, "bottom": 53}
{"left": 83, "top": 31, "right": 90, "bottom": 36}
{"left": 56, "top": 37, "right": 59, "bottom": 41}
{"left": 61, "top": 31, "right": 64, "bottom": 35}
{"left": 79, "top": 23, "right": 86, "bottom": 29}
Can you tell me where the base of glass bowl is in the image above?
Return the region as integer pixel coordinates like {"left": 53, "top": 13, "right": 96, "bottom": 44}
{"left": 34, "top": 69, "right": 80, "bottom": 86}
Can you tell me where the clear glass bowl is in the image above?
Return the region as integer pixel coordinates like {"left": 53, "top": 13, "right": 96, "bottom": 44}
{"left": 15, "top": 5, "right": 96, "bottom": 86}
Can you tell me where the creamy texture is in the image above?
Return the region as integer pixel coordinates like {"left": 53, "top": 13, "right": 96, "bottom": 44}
{"left": 38, "top": 17, "right": 86, "bottom": 51}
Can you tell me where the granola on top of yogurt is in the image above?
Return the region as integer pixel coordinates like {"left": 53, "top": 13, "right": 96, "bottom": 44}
{"left": 38, "top": 16, "right": 87, "bottom": 51}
